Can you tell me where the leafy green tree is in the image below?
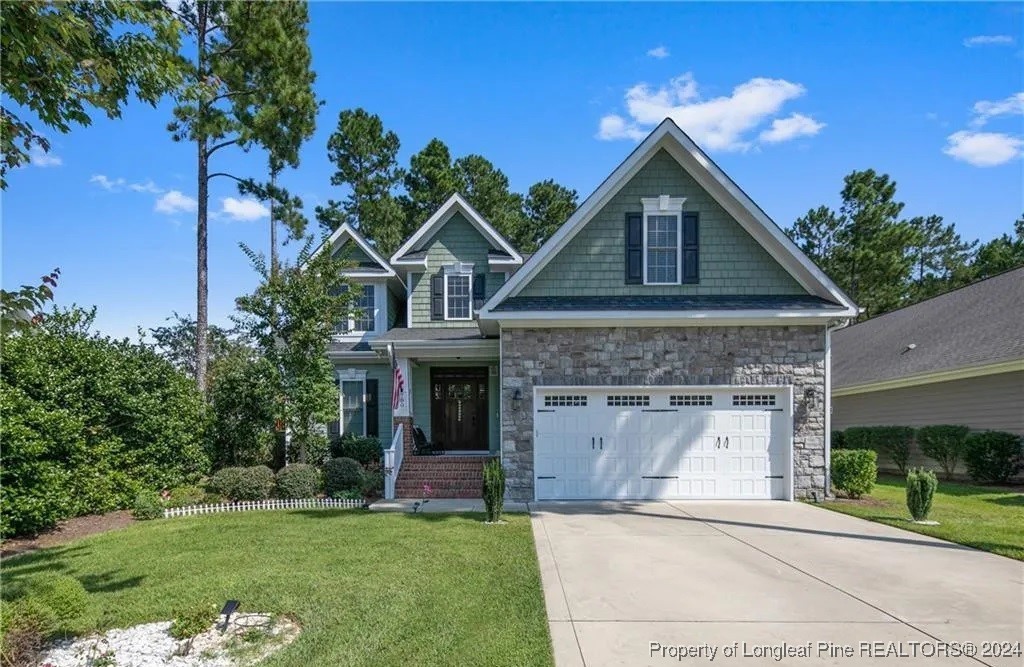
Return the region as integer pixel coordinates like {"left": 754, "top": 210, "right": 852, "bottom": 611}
{"left": 148, "top": 311, "right": 237, "bottom": 378}
{"left": 401, "top": 138, "right": 462, "bottom": 228}
{"left": 967, "top": 216, "right": 1024, "bottom": 281}
{"left": 235, "top": 238, "right": 350, "bottom": 464}
{"left": 522, "top": 179, "right": 578, "bottom": 252}
{"left": 207, "top": 345, "right": 277, "bottom": 468}
{"left": 315, "top": 108, "right": 407, "bottom": 254}
{"left": 907, "top": 215, "right": 976, "bottom": 301}
{"left": 1, "top": 307, "right": 208, "bottom": 537}
{"left": 0, "top": 268, "right": 60, "bottom": 336}
{"left": 0, "top": 0, "right": 185, "bottom": 187}
{"left": 453, "top": 154, "right": 526, "bottom": 244}
{"left": 167, "top": 0, "right": 318, "bottom": 393}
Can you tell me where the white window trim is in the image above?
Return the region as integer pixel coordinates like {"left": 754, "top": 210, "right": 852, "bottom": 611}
{"left": 443, "top": 263, "right": 474, "bottom": 321}
{"left": 338, "top": 369, "right": 368, "bottom": 437}
{"left": 641, "top": 195, "right": 686, "bottom": 286}
{"left": 335, "top": 284, "right": 385, "bottom": 338}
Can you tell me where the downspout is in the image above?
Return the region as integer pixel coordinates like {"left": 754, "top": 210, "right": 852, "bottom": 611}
{"left": 824, "top": 317, "right": 853, "bottom": 499}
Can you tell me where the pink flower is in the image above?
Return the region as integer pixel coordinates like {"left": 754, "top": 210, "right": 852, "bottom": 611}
{"left": 423, "top": 483, "right": 433, "bottom": 497}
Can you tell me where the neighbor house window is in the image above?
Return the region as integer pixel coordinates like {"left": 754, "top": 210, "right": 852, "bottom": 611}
{"left": 445, "top": 272, "right": 472, "bottom": 320}
{"left": 340, "top": 379, "right": 366, "bottom": 436}
{"left": 641, "top": 195, "right": 686, "bottom": 285}
{"left": 352, "top": 284, "right": 375, "bottom": 332}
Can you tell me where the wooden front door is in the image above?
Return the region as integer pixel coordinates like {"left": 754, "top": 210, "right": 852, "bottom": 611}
{"left": 431, "top": 368, "right": 489, "bottom": 451}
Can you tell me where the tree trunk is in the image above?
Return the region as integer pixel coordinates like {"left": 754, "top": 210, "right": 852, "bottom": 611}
{"left": 269, "top": 168, "right": 278, "bottom": 278}
{"left": 194, "top": 4, "right": 210, "bottom": 394}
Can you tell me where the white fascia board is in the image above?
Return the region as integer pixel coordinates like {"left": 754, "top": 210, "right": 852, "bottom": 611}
{"left": 326, "top": 351, "right": 382, "bottom": 362}
{"left": 832, "top": 358, "right": 1024, "bottom": 396}
{"left": 482, "top": 309, "right": 853, "bottom": 329}
{"left": 482, "top": 119, "right": 857, "bottom": 313}
{"left": 389, "top": 193, "right": 522, "bottom": 265}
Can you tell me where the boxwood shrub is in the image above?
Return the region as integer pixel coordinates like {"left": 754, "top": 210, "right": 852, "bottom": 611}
{"left": 330, "top": 435, "right": 382, "bottom": 466}
{"left": 207, "top": 466, "right": 275, "bottom": 501}
{"left": 830, "top": 449, "right": 877, "bottom": 498}
{"left": 323, "top": 457, "right": 363, "bottom": 497}
{"left": 963, "top": 431, "right": 1023, "bottom": 484}
{"left": 132, "top": 490, "right": 164, "bottom": 520}
{"left": 844, "top": 426, "right": 913, "bottom": 473}
{"left": 831, "top": 430, "right": 847, "bottom": 450}
{"left": 916, "top": 425, "right": 970, "bottom": 480}
{"left": 19, "top": 575, "right": 95, "bottom": 637}
{"left": 275, "top": 464, "right": 323, "bottom": 499}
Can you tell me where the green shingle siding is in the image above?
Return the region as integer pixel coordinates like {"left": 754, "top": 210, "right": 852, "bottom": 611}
{"left": 333, "top": 240, "right": 375, "bottom": 267}
{"left": 409, "top": 212, "right": 507, "bottom": 327}
{"left": 410, "top": 361, "right": 499, "bottom": 453}
{"left": 333, "top": 362, "right": 393, "bottom": 441}
{"left": 518, "top": 149, "right": 806, "bottom": 298}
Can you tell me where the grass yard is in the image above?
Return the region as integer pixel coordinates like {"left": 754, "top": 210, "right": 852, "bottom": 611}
{"left": 2, "top": 510, "right": 553, "bottom": 666}
{"left": 820, "top": 475, "right": 1024, "bottom": 560}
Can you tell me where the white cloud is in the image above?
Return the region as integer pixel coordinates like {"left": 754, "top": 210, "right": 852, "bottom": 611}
{"left": 129, "top": 180, "right": 163, "bottom": 194}
{"left": 90, "top": 174, "right": 125, "bottom": 190}
{"left": 29, "top": 146, "right": 62, "bottom": 167}
{"left": 220, "top": 196, "right": 269, "bottom": 221}
{"left": 758, "top": 113, "right": 826, "bottom": 143}
{"left": 646, "top": 45, "right": 670, "bottom": 59}
{"left": 597, "top": 72, "right": 822, "bottom": 151}
{"left": 970, "top": 92, "right": 1024, "bottom": 127}
{"left": 155, "top": 190, "right": 198, "bottom": 214}
{"left": 963, "top": 35, "right": 1014, "bottom": 48}
{"left": 943, "top": 131, "right": 1023, "bottom": 167}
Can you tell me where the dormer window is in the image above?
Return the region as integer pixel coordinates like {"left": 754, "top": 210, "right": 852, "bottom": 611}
{"left": 641, "top": 196, "right": 686, "bottom": 285}
{"left": 444, "top": 263, "right": 473, "bottom": 320}
{"left": 336, "top": 284, "right": 377, "bottom": 334}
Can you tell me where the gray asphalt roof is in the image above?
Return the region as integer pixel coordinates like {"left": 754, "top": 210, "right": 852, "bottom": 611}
{"left": 492, "top": 294, "right": 845, "bottom": 312}
{"left": 327, "top": 340, "right": 372, "bottom": 354}
{"left": 373, "top": 328, "right": 495, "bottom": 342}
{"left": 833, "top": 267, "right": 1024, "bottom": 389}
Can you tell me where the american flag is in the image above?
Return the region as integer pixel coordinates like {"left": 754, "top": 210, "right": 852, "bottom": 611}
{"left": 392, "top": 364, "right": 405, "bottom": 410}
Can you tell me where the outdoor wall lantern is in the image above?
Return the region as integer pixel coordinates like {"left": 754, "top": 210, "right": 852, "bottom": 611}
{"left": 512, "top": 388, "right": 523, "bottom": 408}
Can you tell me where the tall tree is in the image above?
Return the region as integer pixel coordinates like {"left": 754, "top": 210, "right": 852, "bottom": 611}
{"left": 167, "top": 0, "right": 318, "bottom": 392}
{"left": 453, "top": 154, "right": 526, "bottom": 244}
{"left": 968, "top": 215, "right": 1024, "bottom": 281}
{"left": 0, "top": 1, "right": 185, "bottom": 188}
{"left": 788, "top": 205, "right": 844, "bottom": 280}
{"left": 235, "top": 239, "right": 351, "bottom": 464}
{"left": 522, "top": 180, "right": 578, "bottom": 252}
{"left": 401, "top": 138, "right": 461, "bottom": 228}
{"left": 316, "top": 108, "right": 407, "bottom": 254}
{"left": 907, "top": 215, "right": 976, "bottom": 301}
{"left": 148, "top": 311, "right": 237, "bottom": 378}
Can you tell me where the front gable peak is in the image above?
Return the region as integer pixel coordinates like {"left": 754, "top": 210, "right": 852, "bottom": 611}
{"left": 321, "top": 222, "right": 399, "bottom": 280}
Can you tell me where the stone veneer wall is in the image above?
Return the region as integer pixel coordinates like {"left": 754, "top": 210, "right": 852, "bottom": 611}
{"left": 500, "top": 326, "right": 827, "bottom": 501}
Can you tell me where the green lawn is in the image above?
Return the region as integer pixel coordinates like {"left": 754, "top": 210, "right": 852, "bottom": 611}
{"left": 820, "top": 475, "right": 1024, "bottom": 560}
{"left": 2, "top": 510, "right": 553, "bottom": 666}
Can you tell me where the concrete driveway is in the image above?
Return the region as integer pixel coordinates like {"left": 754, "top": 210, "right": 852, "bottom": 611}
{"left": 531, "top": 501, "right": 1023, "bottom": 667}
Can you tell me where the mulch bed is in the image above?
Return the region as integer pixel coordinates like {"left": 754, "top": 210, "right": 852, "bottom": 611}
{"left": 1, "top": 511, "right": 136, "bottom": 559}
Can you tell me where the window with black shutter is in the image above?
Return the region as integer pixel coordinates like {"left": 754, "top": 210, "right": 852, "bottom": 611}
{"left": 430, "top": 274, "right": 444, "bottom": 320}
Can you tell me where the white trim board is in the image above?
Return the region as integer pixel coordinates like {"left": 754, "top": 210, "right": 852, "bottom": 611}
{"left": 480, "top": 118, "right": 858, "bottom": 319}
{"left": 316, "top": 222, "right": 401, "bottom": 282}
{"left": 389, "top": 193, "right": 523, "bottom": 267}
{"left": 832, "top": 359, "right": 1024, "bottom": 397}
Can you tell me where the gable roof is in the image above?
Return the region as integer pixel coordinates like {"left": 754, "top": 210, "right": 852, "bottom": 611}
{"left": 389, "top": 193, "right": 522, "bottom": 266}
{"left": 833, "top": 267, "right": 1024, "bottom": 392}
{"left": 319, "top": 222, "right": 400, "bottom": 281}
{"left": 480, "top": 118, "right": 858, "bottom": 321}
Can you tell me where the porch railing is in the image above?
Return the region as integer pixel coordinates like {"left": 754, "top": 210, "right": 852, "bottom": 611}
{"left": 383, "top": 422, "right": 404, "bottom": 500}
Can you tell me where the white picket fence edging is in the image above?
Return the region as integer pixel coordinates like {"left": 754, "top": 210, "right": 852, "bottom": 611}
{"left": 163, "top": 497, "right": 364, "bottom": 519}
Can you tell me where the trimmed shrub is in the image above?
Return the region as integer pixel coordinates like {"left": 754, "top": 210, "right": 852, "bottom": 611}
{"left": 132, "top": 490, "right": 164, "bottom": 520}
{"left": 359, "top": 462, "right": 384, "bottom": 499}
{"left": 905, "top": 469, "right": 938, "bottom": 521}
{"left": 166, "top": 485, "right": 207, "bottom": 508}
{"left": 844, "top": 426, "right": 914, "bottom": 473}
{"left": 330, "top": 435, "right": 382, "bottom": 466}
{"left": 169, "top": 603, "right": 218, "bottom": 640}
{"left": 207, "top": 466, "right": 275, "bottom": 501}
{"left": 0, "top": 597, "right": 55, "bottom": 667}
{"left": 917, "top": 425, "right": 970, "bottom": 480}
{"left": 275, "top": 464, "right": 323, "bottom": 499}
{"left": 830, "top": 449, "right": 877, "bottom": 498}
{"left": 323, "top": 457, "right": 363, "bottom": 497}
{"left": 964, "top": 431, "right": 1024, "bottom": 484}
{"left": 831, "top": 430, "right": 847, "bottom": 450}
{"left": 482, "top": 459, "right": 506, "bottom": 523}
{"left": 21, "top": 575, "right": 95, "bottom": 637}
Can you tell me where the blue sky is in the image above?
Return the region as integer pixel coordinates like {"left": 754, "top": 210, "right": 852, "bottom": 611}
{"left": 3, "top": 2, "right": 1022, "bottom": 339}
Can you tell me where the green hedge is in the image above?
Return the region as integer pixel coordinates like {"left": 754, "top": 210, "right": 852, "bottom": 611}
{"left": 844, "top": 426, "right": 914, "bottom": 473}
{"left": 963, "top": 431, "right": 1023, "bottom": 484}
{"left": 275, "top": 464, "right": 323, "bottom": 499}
{"left": 207, "top": 466, "right": 275, "bottom": 501}
{"left": 330, "top": 435, "right": 382, "bottom": 466}
{"left": 830, "top": 449, "right": 877, "bottom": 498}
{"left": 323, "top": 457, "right": 363, "bottom": 497}
{"left": 0, "top": 308, "right": 208, "bottom": 538}
{"left": 916, "top": 425, "right": 970, "bottom": 480}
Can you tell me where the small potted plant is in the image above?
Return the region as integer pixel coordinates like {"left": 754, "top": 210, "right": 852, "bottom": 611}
{"left": 906, "top": 468, "right": 939, "bottom": 525}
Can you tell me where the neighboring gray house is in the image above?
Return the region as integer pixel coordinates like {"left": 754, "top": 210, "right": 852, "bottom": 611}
{"left": 327, "top": 118, "right": 858, "bottom": 502}
{"left": 832, "top": 267, "right": 1024, "bottom": 442}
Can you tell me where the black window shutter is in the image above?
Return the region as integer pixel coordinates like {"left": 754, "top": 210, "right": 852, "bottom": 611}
{"left": 430, "top": 274, "right": 444, "bottom": 320}
{"left": 365, "top": 378, "right": 378, "bottom": 437}
{"left": 472, "top": 273, "right": 486, "bottom": 310}
{"left": 682, "top": 213, "right": 699, "bottom": 284}
{"left": 625, "top": 213, "right": 643, "bottom": 284}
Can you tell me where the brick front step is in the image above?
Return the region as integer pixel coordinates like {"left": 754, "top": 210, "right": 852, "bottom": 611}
{"left": 395, "top": 454, "right": 494, "bottom": 499}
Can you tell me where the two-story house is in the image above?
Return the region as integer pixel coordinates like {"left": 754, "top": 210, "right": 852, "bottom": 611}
{"left": 325, "top": 118, "right": 858, "bottom": 502}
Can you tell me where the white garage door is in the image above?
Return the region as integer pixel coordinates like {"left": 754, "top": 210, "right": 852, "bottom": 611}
{"left": 534, "top": 387, "right": 791, "bottom": 500}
